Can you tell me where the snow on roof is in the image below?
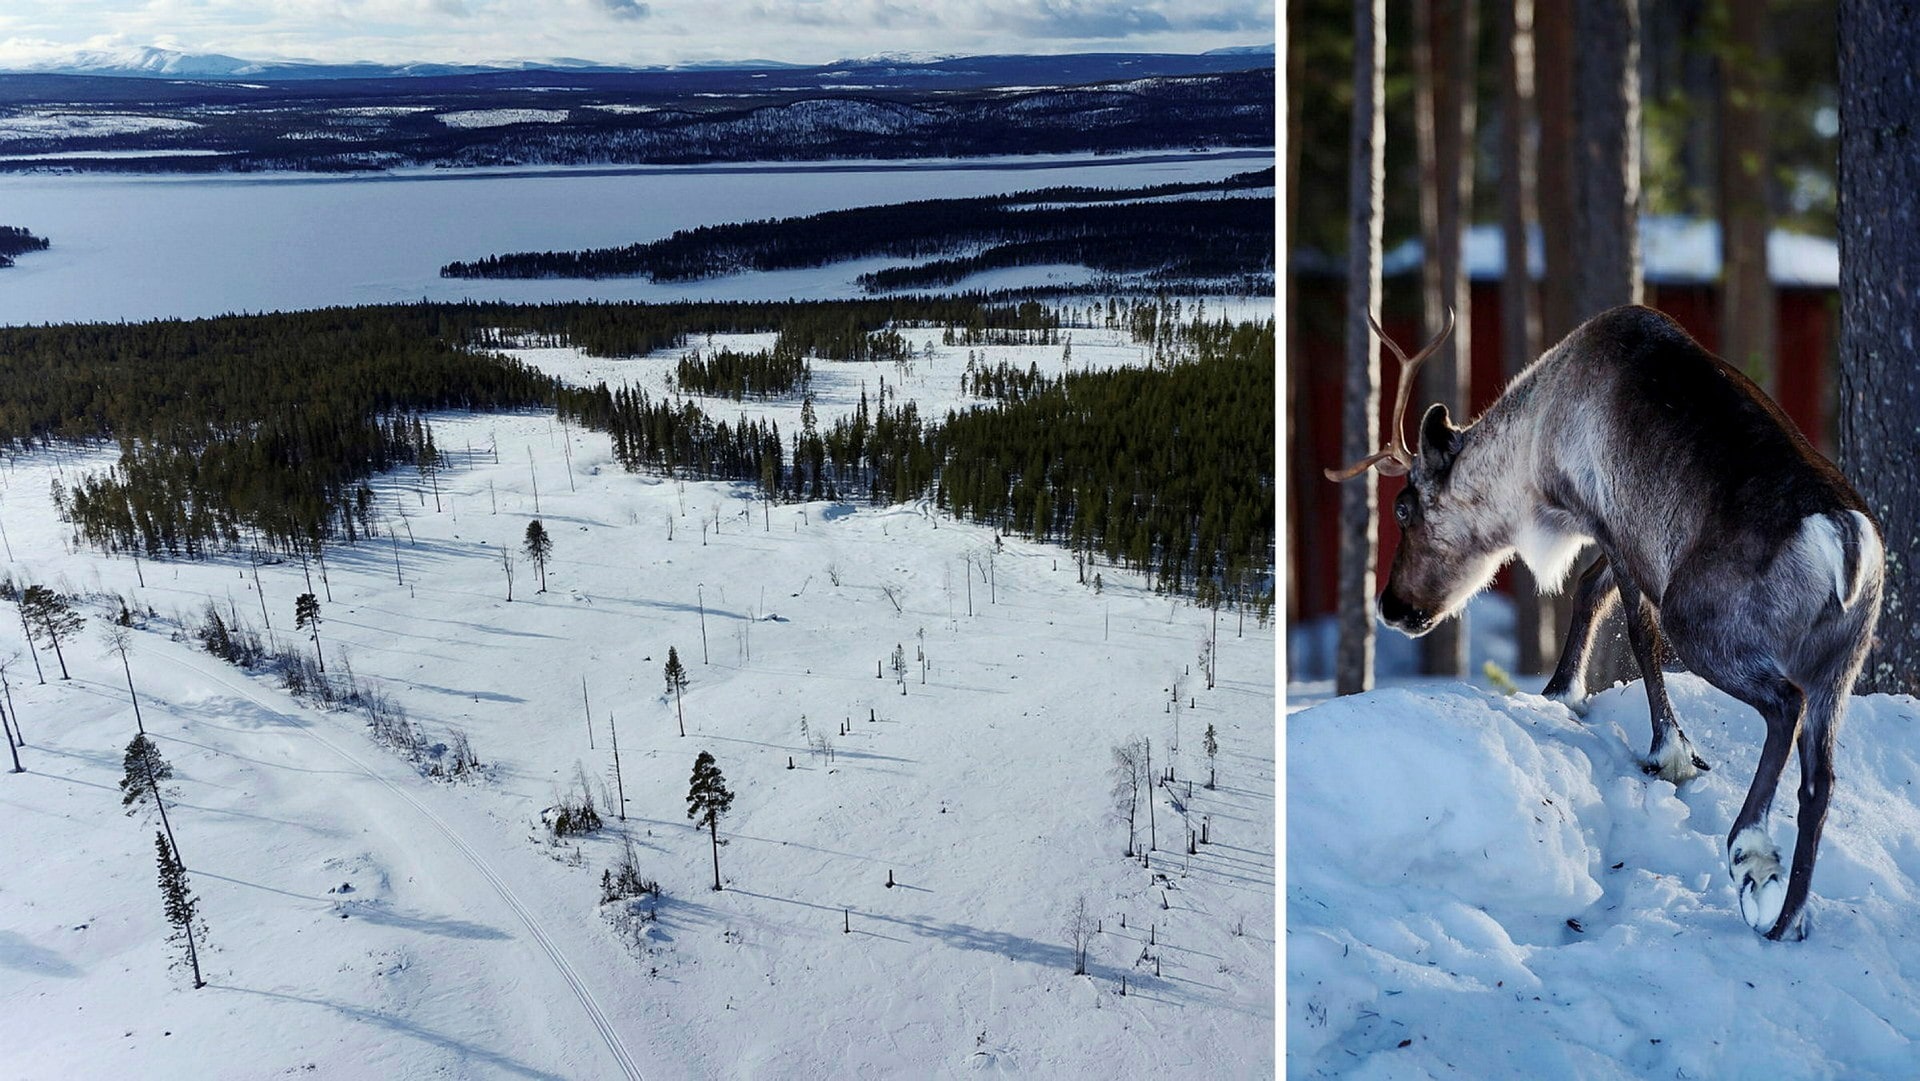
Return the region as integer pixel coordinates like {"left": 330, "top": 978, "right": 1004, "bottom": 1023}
{"left": 1297, "top": 216, "right": 1839, "bottom": 288}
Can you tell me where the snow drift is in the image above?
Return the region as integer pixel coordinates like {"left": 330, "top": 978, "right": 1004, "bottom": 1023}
{"left": 1288, "top": 674, "right": 1920, "bottom": 1078}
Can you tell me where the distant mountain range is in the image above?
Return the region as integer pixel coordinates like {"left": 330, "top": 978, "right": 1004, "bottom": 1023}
{"left": 4, "top": 44, "right": 1274, "bottom": 82}
{"left": 0, "top": 47, "right": 1275, "bottom": 174}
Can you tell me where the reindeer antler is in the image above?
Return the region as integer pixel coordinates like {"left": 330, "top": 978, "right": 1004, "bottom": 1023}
{"left": 1323, "top": 307, "right": 1455, "bottom": 482}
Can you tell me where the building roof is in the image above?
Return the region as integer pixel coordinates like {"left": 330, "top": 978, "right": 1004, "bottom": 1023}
{"left": 1292, "top": 216, "right": 1838, "bottom": 288}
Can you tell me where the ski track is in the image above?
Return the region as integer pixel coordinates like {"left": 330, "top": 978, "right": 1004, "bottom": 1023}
{"left": 152, "top": 645, "right": 644, "bottom": 1081}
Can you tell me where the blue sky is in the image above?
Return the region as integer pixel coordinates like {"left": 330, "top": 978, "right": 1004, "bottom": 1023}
{"left": 0, "top": 1, "right": 1275, "bottom": 69}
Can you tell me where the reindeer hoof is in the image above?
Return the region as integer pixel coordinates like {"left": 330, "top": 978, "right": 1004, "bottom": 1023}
{"left": 1730, "top": 827, "right": 1787, "bottom": 934}
{"left": 1545, "top": 684, "right": 1591, "bottom": 717}
{"left": 1644, "top": 734, "right": 1709, "bottom": 785}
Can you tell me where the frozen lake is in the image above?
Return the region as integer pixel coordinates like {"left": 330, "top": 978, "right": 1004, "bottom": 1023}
{"left": 0, "top": 150, "right": 1272, "bottom": 326}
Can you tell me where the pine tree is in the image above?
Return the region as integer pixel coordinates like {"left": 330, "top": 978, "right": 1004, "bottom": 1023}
{"left": 523, "top": 519, "right": 553, "bottom": 593}
{"left": 120, "top": 732, "right": 174, "bottom": 811}
{"left": 155, "top": 832, "right": 205, "bottom": 989}
{"left": 20, "top": 586, "right": 82, "bottom": 680}
{"left": 664, "top": 647, "right": 688, "bottom": 737}
{"left": 293, "top": 592, "right": 324, "bottom": 673}
{"left": 686, "top": 751, "right": 735, "bottom": 891}
{"left": 1203, "top": 724, "right": 1219, "bottom": 790}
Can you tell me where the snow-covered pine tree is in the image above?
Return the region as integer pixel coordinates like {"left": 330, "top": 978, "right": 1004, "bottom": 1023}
{"left": 155, "top": 832, "right": 205, "bottom": 989}
{"left": 293, "top": 592, "right": 324, "bottom": 673}
{"left": 523, "top": 519, "right": 553, "bottom": 593}
{"left": 20, "top": 585, "right": 82, "bottom": 680}
{"left": 664, "top": 647, "right": 688, "bottom": 737}
{"left": 686, "top": 751, "right": 735, "bottom": 891}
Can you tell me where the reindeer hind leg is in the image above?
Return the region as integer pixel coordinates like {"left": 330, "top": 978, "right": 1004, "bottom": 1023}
{"left": 1617, "top": 586, "right": 1710, "bottom": 783}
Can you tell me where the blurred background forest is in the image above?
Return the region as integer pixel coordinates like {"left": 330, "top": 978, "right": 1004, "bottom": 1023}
{"left": 1278, "top": 1, "right": 1914, "bottom": 693}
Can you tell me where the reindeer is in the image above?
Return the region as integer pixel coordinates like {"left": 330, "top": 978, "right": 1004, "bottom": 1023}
{"left": 1329, "top": 304, "right": 1883, "bottom": 941}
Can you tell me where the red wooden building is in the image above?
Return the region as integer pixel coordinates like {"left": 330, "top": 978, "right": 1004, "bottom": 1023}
{"left": 1288, "top": 220, "right": 1840, "bottom": 622}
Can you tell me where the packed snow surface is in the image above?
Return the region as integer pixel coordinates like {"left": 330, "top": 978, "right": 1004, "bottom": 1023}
{"left": 1288, "top": 673, "right": 1920, "bottom": 1078}
{"left": 0, "top": 326, "right": 1274, "bottom": 1077}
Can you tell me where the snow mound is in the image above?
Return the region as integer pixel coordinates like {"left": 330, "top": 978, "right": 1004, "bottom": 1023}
{"left": 1289, "top": 675, "right": 1920, "bottom": 1078}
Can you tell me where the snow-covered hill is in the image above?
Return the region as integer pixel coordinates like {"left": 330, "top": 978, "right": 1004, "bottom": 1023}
{"left": 1287, "top": 675, "right": 1920, "bottom": 1078}
{"left": 0, "top": 322, "right": 1274, "bottom": 1077}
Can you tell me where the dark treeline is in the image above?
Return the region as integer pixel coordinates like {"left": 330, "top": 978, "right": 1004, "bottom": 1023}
{"left": 439, "top": 169, "right": 1275, "bottom": 289}
{"left": 559, "top": 304, "right": 1275, "bottom": 599}
{"left": 0, "top": 225, "right": 50, "bottom": 268}
{"left": 5, "top": 296, "right": 1052, "bottom": 558}
{"left": 9, "top": 295, "right": 1268, "bottom": 601}
{"left": 675, "top": 347, "right": 811, "bottom": 400}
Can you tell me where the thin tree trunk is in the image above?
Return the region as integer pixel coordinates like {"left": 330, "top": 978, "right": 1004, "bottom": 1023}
{"left": 1837, "top": 0, "right": 1920, "bottom": 695}
{"left": 20, "top": 610, "right": 44, "bottom": 684}
{"left": 709, "top": 817, "right": 722, "bottom": 890}
{"left": 121, "top": 651, "right": 145, "bottom": 734}
{"left": 1417, "top": 0, "right": 1479, "bottom": 678}
{"left": 675, "top": 686, "right": 685, "bottom": 737}
{"left": 48, "top": 625, "right": 69, "bottom": 680}
{"left": 1500, "top": 0, "right": 1553, "bottom": 674}
{"left": 2, "top": 702, "right": 22, "bottom": 772}
{"left": 1718, "top": 0, "right": 1774, "bottom": 391}
{"left": 146, "top": 751, "right": 180, "bottom": 863}
{"left": 1336, "top": 0, "right": 1387, "bottom": 696}
{"left": 1534, "top": 0, "right": 1581, "bottom": 663}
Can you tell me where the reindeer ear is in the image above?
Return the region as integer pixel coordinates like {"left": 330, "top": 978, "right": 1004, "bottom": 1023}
{"left": 1419, "top": 403, "right": 1462, "bottom": 474}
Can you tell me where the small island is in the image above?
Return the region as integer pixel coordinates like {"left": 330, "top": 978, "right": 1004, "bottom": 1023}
{"left": 0, "top": 226, "right": 50, "bottom": 268}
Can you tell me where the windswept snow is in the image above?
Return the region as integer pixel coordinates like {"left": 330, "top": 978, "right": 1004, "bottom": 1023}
{"left": 1288, "top": 673, "right": 1920, "bottom": 1078}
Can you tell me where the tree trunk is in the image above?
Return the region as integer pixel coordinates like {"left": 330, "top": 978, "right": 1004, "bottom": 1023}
{"left": 121, "top": 652, "right": 145, "bottom": 734}
{"left": 1572, "top": 0, "right": 1643, "bottom": 693}
{"left": 1572, "top": 0, "right": 1643, "bottom": 315}
{"left": 1533, "top": 0, "right": 1581, "bottom": 665}
{"left": 1336, "top": 0, "right": 1387, "bottom": 696}
{"left": 1416, "top": 0, "right": 1478, "bottom": 678}
{"left": 2, "top": 704, "right": 22, "bottom": 772}
{"left": 709, "top": 817, "right": 723, "bottom": 891}
{"left": 1837, "top": 0, "right": 1920, "bottom": 695}
{"left": 1717, "top": 0, "right": 1774, "bottom": 391}
{"left": 1499, "top": 0, "right": 1553, "bottom": 675}
{"left": 48, "top": 626, "right": 69, "bottom": 680}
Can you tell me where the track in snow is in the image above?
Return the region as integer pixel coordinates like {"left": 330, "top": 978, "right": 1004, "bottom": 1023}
{"left": 155, "top": 647, "right": 645, "bottom": 1081}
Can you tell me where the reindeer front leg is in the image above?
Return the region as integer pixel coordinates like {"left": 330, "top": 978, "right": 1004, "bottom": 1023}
{"left": 1612, "top": 575, "right": 1711, "bottom": 784}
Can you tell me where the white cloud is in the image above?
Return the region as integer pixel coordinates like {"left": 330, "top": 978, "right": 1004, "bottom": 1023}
{"left": 0, "top": 0, "right": 1274, "bottom": 68}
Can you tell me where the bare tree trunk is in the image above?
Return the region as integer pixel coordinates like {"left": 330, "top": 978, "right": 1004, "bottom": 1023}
{"left": 1717, "top": 0, "right": 1774, "bottom": 391}
{"left": 1500, "top": 0, "right": 1552, "bottom": 674}
{"left": 1572, "top": 0, "right": 1643, "bottom": 693}
{"left": 1573, "top": 0, "right": 1643, "bottom": 314}
{"left": 1416, "top": 0, "right": 1478, "bottom": 677}
{"left": 1533, "top": 0, "right": 1581, "bottom": 663}
{"left": 1837, "top": 0, "right": 1920, "bottom": 696}
{"left": 1336, "top": 0, "right": 1387, "bottom": 696}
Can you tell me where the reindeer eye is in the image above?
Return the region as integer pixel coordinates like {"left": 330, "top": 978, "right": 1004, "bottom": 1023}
{"left": 1394, "top": 492, "right": 1415, "bottom": 527}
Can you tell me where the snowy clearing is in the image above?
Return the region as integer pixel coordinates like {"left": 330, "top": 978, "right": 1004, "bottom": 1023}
{"left": 437, "top": 109, "right": 572, "bottom": 129}
{"left": 1287, "top": 672, "right": 1920, "bottom": 1078}
{"left": 0, "top": 112, "right": 202, "bottom": 142}
{"left": 0, "top": 327, "right": 1274, "bottom": 1076}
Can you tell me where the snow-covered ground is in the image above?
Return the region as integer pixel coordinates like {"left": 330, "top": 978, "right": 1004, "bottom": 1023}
{"left": 0, "top": 327, "right": 1275, "bottom": 1076}
{"left": 1287, "top": 667, "right": 1920, "bottom": 1078}
{"left": 437, "top": 109, "right": 571, "bottom": 129}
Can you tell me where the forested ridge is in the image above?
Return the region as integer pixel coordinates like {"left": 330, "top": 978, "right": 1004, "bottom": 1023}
{"left": 440, "top": 169, "right": 1275, "bottom": 291}
{"left": 7, "top": 297, "right": 1270, "bottom": 600}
